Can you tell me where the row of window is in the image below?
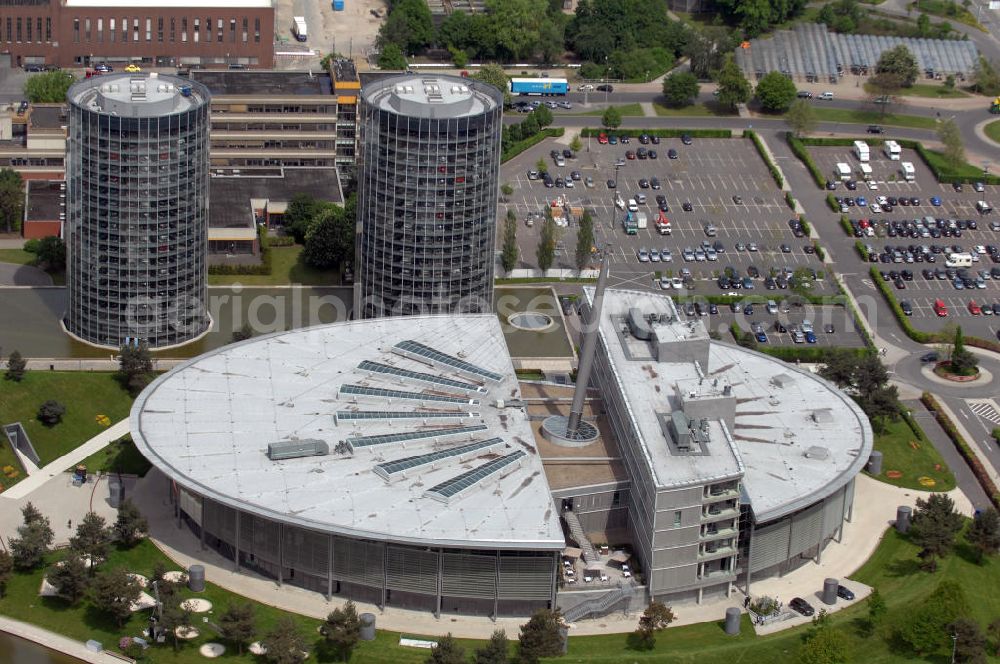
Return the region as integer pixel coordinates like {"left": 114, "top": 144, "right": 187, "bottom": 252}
{"left": 212, "top": 123, "right": 336, "bottom": 132}
{"left": 2, "top": 17, "right": 51, "bottom": 44}
{"left": 72, "top": 15, "right": 261, "bottom": 45}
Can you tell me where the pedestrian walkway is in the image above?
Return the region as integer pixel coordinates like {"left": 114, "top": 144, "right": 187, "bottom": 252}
{"left": 0, "top": 615, "right": 127, "bottom": 663}
{"left": 1, "top": 419, "right": 129, "bottom": 500}
{"left": 131, "top": 468, "right": 971, "bottom": 640}
{"left": 640, "top": 101, "right": 656, "bottom": 117}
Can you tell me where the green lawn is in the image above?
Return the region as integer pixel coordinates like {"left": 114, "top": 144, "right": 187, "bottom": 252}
{"left": 0, "top": 372, "right": 133, "bottom": 466}
{"left": 0, "top": 248, "right": 36, "bottom": 265}
{"left": 76, "top": 434, "right": 152, "bottom": 476}
{"left": 811, "top": 106, "right": 938, "bottom": 129}
{"left": 0, "top": 437, "right": 23, "bottom": 490}
{"left": 985, "top": 119, "right": 1000, "bottom": 144}
{"left": 653, "top": 103, "right": 735, "bottom": 117}
{"left": 574, "top": 103, "right": 645, "bottom": 117}
{"left": 866, "top": 416, "right": 956, "bottom": 491}
{"left": 863, "top": 82, "right": 969, "bottom": 99}
{"left": 208, "top": 245, "right": 341, "bottom": 286}
{"left": 920, "top": 146, "right": 993, "bottom": 180}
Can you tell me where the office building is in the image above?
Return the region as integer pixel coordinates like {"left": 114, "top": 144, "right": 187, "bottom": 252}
{"left": 1, "top": 0, "right": 274, "bottom": 70}
{"left": 355, "top": 74, "right": 503, "bottom": 318}
{"left": 65, "top": 72, "right": 211, "bottom": 349}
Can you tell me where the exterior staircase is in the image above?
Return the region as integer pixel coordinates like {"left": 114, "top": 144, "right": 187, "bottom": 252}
{"left": 562, "top": 510, "right": 598, "bottom": 563}
{"left": 562, "top": 582, "right": 634, "bottom": 622}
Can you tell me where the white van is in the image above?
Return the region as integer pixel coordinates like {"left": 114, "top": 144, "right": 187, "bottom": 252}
{"left": 884, "top": 140, "right": 901, "bottom": 160}
{"left": 853, "top": 140, "right": 870, "bottom": 163}
{"left": 901, "top": 161, "right": 915, "bottom": 182}
{"left": 945, "top": 252, "right": 973, "bottom": 268}
{"left": 835, "top": 162, "right": 851, "bottom": 181}
{"left": 627, "top": 198, "right": 638, "bottom": 212}
{"left": 858, "top": 163, "right": 873, "bottom": 181}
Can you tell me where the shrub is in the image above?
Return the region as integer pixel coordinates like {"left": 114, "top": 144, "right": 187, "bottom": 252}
{"left": 745, "top": 130, "right": 784, "bottom": 188}
{"left": 579, "top": 128, "right": 732, "bottom": 138}
{"left": 785, "top": 132, "right": 826, "bottom": 188}
{"left": 502, "top": 128, "right": 564, "bottom": 163}
{"left": 37, "top": 400, "right": 66, "bottom": 426}
{"left": 827, "top": 193, "right": 840, "bottom": 212}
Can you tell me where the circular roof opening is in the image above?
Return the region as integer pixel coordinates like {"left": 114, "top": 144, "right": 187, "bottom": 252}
{"left": 507, "top": 311, "right": 555, "bottom": 331}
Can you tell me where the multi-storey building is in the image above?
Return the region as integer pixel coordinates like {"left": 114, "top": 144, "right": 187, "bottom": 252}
{"left": 0, "top": 0, "right": 274, "bottom": 70}
{"left": 355, "top": 74, "right": 503, "bottom": 318}
{"left": 64, "top": 72, "right": 211, "bottom": 349}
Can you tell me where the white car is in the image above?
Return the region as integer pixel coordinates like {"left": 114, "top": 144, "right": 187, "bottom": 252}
{"left": 671, "top": 277, "right": 685, "bottom": 289}
{"left": 876, "top": 196, "right": 888, "bottom": 206}
{"left": 818, "top": 91, "right": 834, "bottom": 100}
{"left": 649, "top": 248, "right": 661, "bottom": 262}
{"left": 870, "top": 203, "right": 882, "bottom": 214}
{"left": 615, "top": 193, "right": 625, "bottom": 210}
{"left": 637, "top": 248, "right": 650, "bottom": 262}
{"left": 578, "top": 84, "right": 595, "bottom": 91}
{"left": 661, "top": 248, "right": 672, "bottom": 262}
{"left": 564, "top": 178, "right": 574, "bottom": 188}
{"left": 974, "top": 244, "right": 987, "bottom": 254}
{"left": 867, "top": 180, "right": 879, "bottom": 190}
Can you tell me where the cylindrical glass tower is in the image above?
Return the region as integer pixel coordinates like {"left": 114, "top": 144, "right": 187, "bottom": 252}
{"left": 65, "top": 72, "right": 210, "bottom": 349}
{"left": 355, "top": 74, "right": 503, "bottom": 318}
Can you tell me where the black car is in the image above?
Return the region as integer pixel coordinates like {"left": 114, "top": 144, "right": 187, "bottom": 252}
{"left": 559, "top": 296, "right": 575, "bottom": 316}
{"left": 900, "top": 300, "right": 913, "bottom": 315}
{"left": 743, "top": 303, "right": 754, "bottom": 315}
{"left": 667, "top": 149, "right": 678, "bottom": 159}
{"left": 648, "top": 150, "right": 657, "bottom": 159}
{"left": 953, "top": 182, "right": 963, "bottom": 192}
{"left": 607, "top": 179, "right": 616, "bottom": 189}
{"left": 747, "top": 265, "right": 760, "bottom": 278}
{"left": 596, "top": 84, "right": 614, "bottom": 92}
{"left": 775, "top": 320, "right": 787, "bottom": 333}
{"left": 826, "top": 180, "right": 837, "bottom": 190}
{"left": 650, "top": 135, "right": 661, "bottom": 144}
{"left": 867, "top": 125, "right": 885, "bottom": 134}
{"left": 837, "top": 585, "right": 855, "bottom": 601}
{"left": 682, "top": 201, "right": 693, "bottom": 212}
{"left": 920, "top": 351, "right": 939, "bottom": 362}
{"left": 846, "top": 180, "right": 858, "bottom": 190}
{"left": 681, "top": 134, "right": 692, "bottom": 145}
{"left": 790, "top": 597, "right": 815, "bottom": 617}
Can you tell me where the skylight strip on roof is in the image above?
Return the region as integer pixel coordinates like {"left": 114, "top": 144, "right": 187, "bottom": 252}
{"left": 345, "top": 424, "right": 489, "bottom": 450}
{"left": 423, "top": 450, "right": 526, "bottom": 503}
{"left": 335, "top": 411, "right": 479, "bottom": 423}
{"left": 373, "top": 437, "right": 505, "bottom": 481}
{"left": 392, "top": 340, "right": 503, "bottom": 383}
{"left": 339, "top": 384, "right": 478, "bottom": 405}
{"left": 357, "top": 360, "right": 488, "bottom": 394}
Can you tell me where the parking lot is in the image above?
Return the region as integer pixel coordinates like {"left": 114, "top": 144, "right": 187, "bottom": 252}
{"left": 809, "top": 144, "right": 1000, "bottom": 341}
{"left": 499, "top": 136, "right": 832, "bottom": 297}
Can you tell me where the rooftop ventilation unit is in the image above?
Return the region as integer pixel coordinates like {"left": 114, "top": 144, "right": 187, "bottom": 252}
{"left": 770, "top": 373, "right": 792, "bottom": 388}
{"left": 811, "top": 409, "right": 834, "bottom": 423}
{"left": 804, "top": 445, "right": 830, "bottom": 460}
{"left": 266, "top": 439, "right": 329, "bottom": 461}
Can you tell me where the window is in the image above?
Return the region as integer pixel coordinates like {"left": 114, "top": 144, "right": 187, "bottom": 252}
{"left": 25, "top": 16, "right": 31, "bottom": 42}
{"left": 97, "top": 18, "right": 102, "bottom": 43}
{"left": 170, "top": 18, "right": 175, "bottom": 42}
{"left": 36, "top": 17, "right": 41, "bottom": 42}
{"left": 673, "top": 511, "right": 682, "bottom": 527}
{"left": 133, "top": 18, "right": 139, "bottom": 42}
{"left": 181, "top": 17, "right": 187, "bottom": 42}
{"left": 84, "top": 18, "right": 90, "bottom": 42}
{"left": 157, "top": 17, "right": 163, "bottom": 42}
{"left": 121, "top": 17, "right": 127, "bottom": 42}
{"left": 5, "top": 18, "right": 11, "bottom": 43}
{"left": 217, "top": 18, "right": 223, "bottom": 42}
{"left": 73, "top": 17, "right": 79, "bottom": 43}
{"left": 204, "top": 17, "right": 211, "bottom": 42}
{"left": 242, "top": 17, "right": 247, "bottom": 42}
{"left": 193, "top": 18, "right": 199, "bottom": 43}
{"left": 109, "top": 18, "right": 115, "bottom": 42}
{"left": 145, "top": 17, "right": 151, "bottom": 41}
{"left": 254, "top": 17, "right": 260, "bottom": 42}
{"left": 229, "top": 17, "right": 236, "bottom": 42}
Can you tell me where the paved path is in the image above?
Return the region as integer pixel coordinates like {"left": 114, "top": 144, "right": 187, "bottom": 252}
{"left": 0, "top": 262, "right": 52, "bottom": 286}
{"left": 0, "top": 616, "right": 127, "bottom": 663}
{"left": 1, "top": 419, "right": 129, "bottom": 500}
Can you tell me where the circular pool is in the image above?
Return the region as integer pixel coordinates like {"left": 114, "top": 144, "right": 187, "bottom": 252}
{"left": 507, "top": 311, "right": 555, "bottom": 331}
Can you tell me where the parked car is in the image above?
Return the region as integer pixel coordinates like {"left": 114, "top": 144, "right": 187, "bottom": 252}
{"left": 790, "top": 597, "right": 815, "bottom": 616}
{"left": 837, "top": 585, "right": 855, "bottom": 601}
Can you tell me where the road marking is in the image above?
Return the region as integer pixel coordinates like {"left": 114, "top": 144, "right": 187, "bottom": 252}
{"left": 967, "top": 399, "right": 1000, "bottom": 425}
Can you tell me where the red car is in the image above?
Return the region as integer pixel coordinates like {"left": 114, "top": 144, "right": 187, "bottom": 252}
{"left": 597, "top": 133, "right": 608, "bottom": 144}
{"left": 626, "top": 151, "right": 636, "bottom": 160}
{"left": 933, "top": 299, "right": 948, "bottom": 317}
{"left": 968, "top": 300, "right": 982, "bottom": 315}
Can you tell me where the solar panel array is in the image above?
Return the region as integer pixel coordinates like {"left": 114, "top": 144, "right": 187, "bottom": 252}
{"left": 345, "top": 424, "right": 490, "bottom": 450}
{"left": 424, "top": 450, "right": 527, "bottom": 503}
{"left": 393, "top": 340, "right": 504, "bottom": 383}
{"left": 373, "top": 438, "right": 505, "bottom": 481}
{"left": 357, "top": 360, "right": 489, "bottom": 394}
{"left": 339, "top": 384, "right": 478, "bottom": 405}
{"left": 336, "top": 410, "right": 479, "bottom": 422}
{"left": 736, "top": 23, "right": 978, "bottom": 80}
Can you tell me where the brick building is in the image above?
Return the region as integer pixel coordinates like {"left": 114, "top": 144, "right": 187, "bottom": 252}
{"left": 1, "top": 0, "right": 274, "bottom": 70}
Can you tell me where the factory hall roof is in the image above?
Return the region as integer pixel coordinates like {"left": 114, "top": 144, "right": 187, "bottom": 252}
{"left": 130, "top": 315, "right": 564, "bottom": 550}
{"left": 590, "top": 289, "right": 873, "bottom": 523}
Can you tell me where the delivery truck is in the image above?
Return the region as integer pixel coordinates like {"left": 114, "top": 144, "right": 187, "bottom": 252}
{"left": 509, "top": 77, "right": 569, "bottom": 96}
{"left": 655, "top": 210, "right": 671, "bottom": 235}
{"left": 292, "top": 16, "right": 308, "bottom": 41}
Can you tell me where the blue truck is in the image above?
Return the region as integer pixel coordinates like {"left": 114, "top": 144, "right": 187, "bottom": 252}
{"left": 509, "top": 77, "right": 569, "bottom": 96}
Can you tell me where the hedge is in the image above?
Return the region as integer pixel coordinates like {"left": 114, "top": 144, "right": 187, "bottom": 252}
{"left": 268, "top": 235, "right": 295, "bottom": 247}
{"left": 798, "top": 136, "right": 884, "bottom": 148}
{"left": 840, "top": 215, "right": 853, "bottom": 236}
{"left": 785, "top": 191, "right": 797, "bottom": 211}
{"left": 759, "top": 345, "right": 869, "bottom": 362}
{"left": 814, "top": 243, "right": 825, "bottom": 261}
{"left": 579, "top": 128, "right": 732, "bottom": 138}
{"left": 745, "top": 129, "right": 784, "bottom": 189}
{"left": 826, "top": 194, "right": 840, "bottom": 212}
{"left": 855, "top": 240, "right": 868, "bottom": 261}
{"left": 921, "top": 392, "right": 1000, "bottom": 510}
{"left": 786, "top": 133, "right": 826, "bottom": 188}
{"left": 502, "top": 127, "right": 564, "bottom": 163}
{"left": 869, "top": 265, "right": 1000, "bottom": 352}
{"left": 799, "top": 216, "right": 812, "bottom": 236}
{"left": 674, "top": 292, "right": 846, "bottom": 306}
{"left": 208, "top": 226, "right": 272, "bottom": 276}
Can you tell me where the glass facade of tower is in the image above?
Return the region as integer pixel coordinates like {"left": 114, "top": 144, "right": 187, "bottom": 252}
{"left": 357, "top": 76, "right": 503, "bottom": 318}
{"left": 65, "top": 74, "right": 210, "bottom": 349}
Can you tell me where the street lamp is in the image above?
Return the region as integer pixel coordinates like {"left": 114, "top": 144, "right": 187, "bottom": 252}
{"left": 951, "top": 632, "right": 958, "bottom": 664}
{"left": 609, "top": 163, "right": 621, "bottom": 231}
{"left": 983, "top": 160, "right": 990, "bottom": 181}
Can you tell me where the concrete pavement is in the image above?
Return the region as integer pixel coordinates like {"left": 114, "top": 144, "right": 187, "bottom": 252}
{"left": 0, "top": 616, "right": 128, "bottom": 663}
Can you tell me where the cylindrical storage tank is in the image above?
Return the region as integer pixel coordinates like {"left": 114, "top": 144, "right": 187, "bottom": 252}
{"left": 866, "top": 450, "right": 883, "bottom": 475}
{"left": 558, "top": 625, "right": 569, "bottom": 654}
{"left": 356, "top": 74, "right": 504, "bottom": 319}
{"left": 65, "top": 73, "right": 211, "bottom": 349}
{"left": 360, "top": 613, "right": 376, "bottom": 641}
{"left": 896, "top": 505, "right": 912, "bottom": 533}
{"left": 725, "top": 607, "right": 741, "bottom": 635}
{"left": 188, "top": 564, "right": 206, "bottom": 592}
{"left": 822, "top": 578, "right": 838, "bottom": 605}
{"left": 108, "top": 481, "right": 123, "bottom": 509}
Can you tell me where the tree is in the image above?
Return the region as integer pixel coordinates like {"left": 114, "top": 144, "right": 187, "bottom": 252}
{"left": 536, "top": 214, "right": 556, "bottom": 273}
{"left": 818, "top": 348, "right": 858, "bottom": 388}
{"left": 867, "top": 587, "right": 887, "bottom": 627}
{"left": 531, "top": 104, "right": 552, "bottom": 128}
{"left": 875, "top": 44, "right": 918, "bottom": 87}
{"left": 6, "top": 350, "right": 26, "bottom": 382}
{"left": 601, "top": 106, "right": 622, "bottom": 129}
{"left": 938, "top": 117, "right": 966, "bottom": 171}
{"left": 988, "top": 618, "right": 1000, "bottom": 657}
{"left": 966, "top": 508, "right": 1000, "bottom": 563}
{"left": 662, "top": 71, "right": 700, "bottom": 107}
{"left": 485, "top": 0, "right": 549, "bottom": 61}
{"left": 569, "top": 134, "right": 583, "bottom": 153}
{"left": 283, "top": 194, "right": 323, "bottom": 244}
{"left": 474, "top": 629, "right": 509, "bottom": 664}
{"left": 972, "top": 56, "right": 1000, "bottom": 96}
{"left": 897, "top": 580, "right": 970, "bottom": 654}
{"left": 23, "top": 70, "right": 75, "bottom": 103}
{"left": 321, "top": 601, "right": 361, "bottom": 662}
{"left": 10, "top": 503, "right": 54, "bottom": 570}
{"left": 798, "top": 625, "right": 849, "bottom": 664}
{"left": 31, "top": 236, "right": 66, "bottom": 272}
{"left": 36, "top": 399, "right": 66, "bottom": 426}
{"left": 0, "top": 550, "right": 12, "bottom": 597}
{"left": 685, "top": 26, "right": 738, "bottom": 80}
{"left": 715, "top": 55, "right": 751, "bottom": 111}
{"left": 950, "top": 617, "right": 988, "bottom": 664}
{"left": 118, "top": 343, "right": 153, "bottom": 396}
{"left": 114, "top": 499, "right": 148, "bottom": 548}
{"left": 473, "top": 64, "right": 512, "bottom": 107}
{"left": 948, "top": 326, "right": 977, "bottom": 375}
{"left": 378, "top": 0, "right": 434, "bottom": 54}
{"left": 232, "top": 323, "right": 254, "bottom": 343}
{"left": 377, "top": 43, "right": 408, "bottom": 71}
{"left": 785, "top": 98, "right": 817, "bottom": 137}
{"left": 535, "top": 157, "right": 548, "bottom": 175}
{"left": 633, "top": 601, "right": 676, "bottom": 649}
{"left": 501, "top": 182, "right": 514, "bottom": 201}
{"left": 303, "top": 206, "right": 353, "bottom": 270}
{"left": 219, "top": 602, "right": 257, "bottom": 656}
{"left": 917, "top": 12, "right": 931, "bottom": 37}
{"left": 575, "top": 210, "right": 595, "bottom": 271}
{"left": 501, "top": 210, "right": 520, "bottom": 274}
{"left": 261, "top": 616, "right": 309, "bottom": 664}
{"left": 0, "top": 168, "right": 24, "bottom": 233}
{"left": 449, "top": 47, "right": 469, "bottom": 68}
{"left": 90, "top": 567, "right": 142, "bottom": 627}
{"left": 517, "top": 609, "right": 564, "bottom": 664}
{"left": 755, "top": 71, "right": 797, "bottom": 112}
{"left": 425, "top": 633, "right": 466, "bottom": 664}
{"left": 48, "top": 554, "right": 90, "bottom": 605}
{"left": 160, "top": 599, "right": 193, "bottom": 651}
{"left": 70, "top": 511, "right": 113, "bottom": 571}
{"left": 910, "top": 493, "right": 964, "bottom": 571}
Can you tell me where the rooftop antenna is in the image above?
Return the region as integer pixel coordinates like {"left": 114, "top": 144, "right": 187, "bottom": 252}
{"left": 541, "top": 244, "right": 610, "bottom": 446}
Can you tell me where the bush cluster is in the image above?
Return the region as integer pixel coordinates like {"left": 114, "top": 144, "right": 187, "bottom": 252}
{"left": 744, "top": 130, "right": 784, "bottom": 188}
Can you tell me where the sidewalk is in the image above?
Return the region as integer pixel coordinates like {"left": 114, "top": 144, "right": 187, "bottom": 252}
{"left": 1, "top": 418, "right": 129, "bottom": 500}
{"left": 0, "top": 615, "right": 128, "bottom": 664}
{"left": 933, "top": 397, "right": 1000, "bottom": 489}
